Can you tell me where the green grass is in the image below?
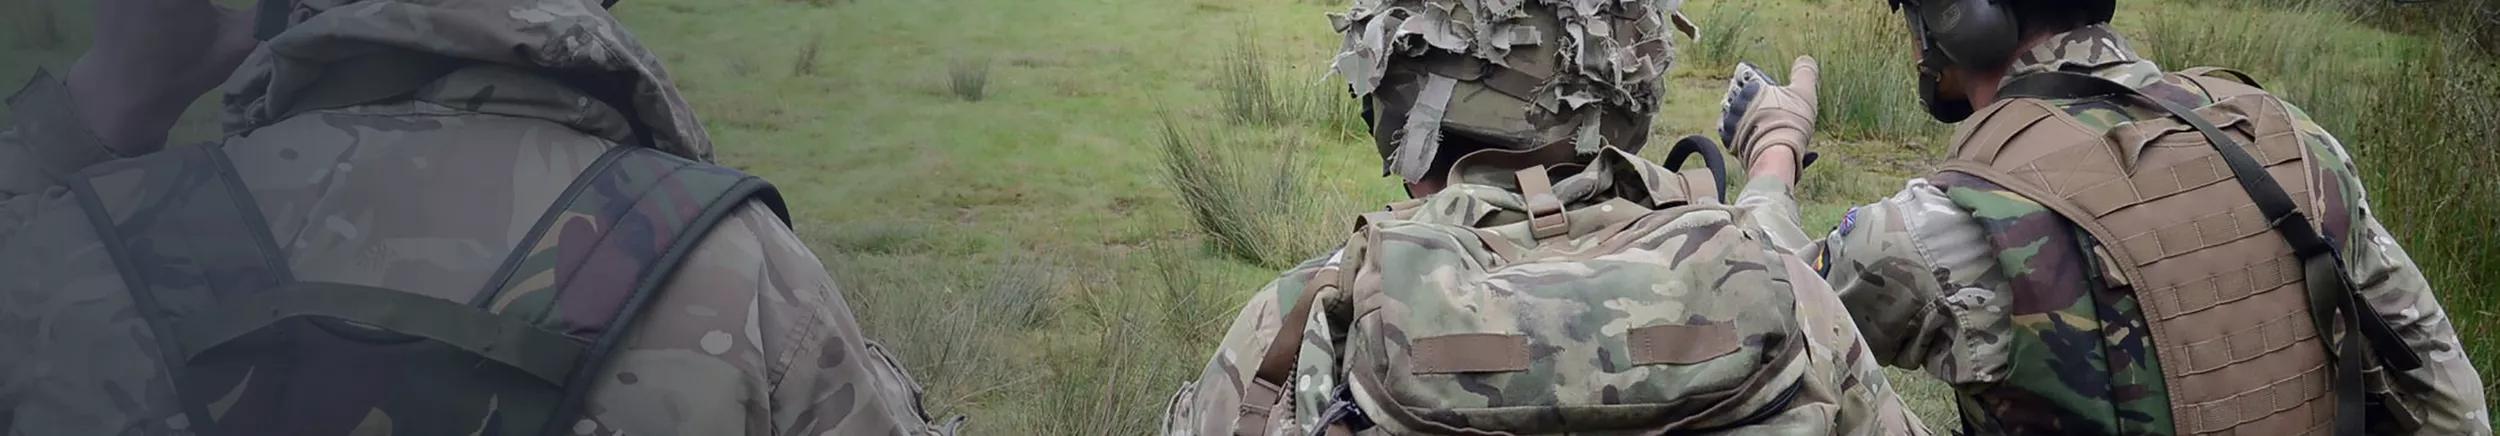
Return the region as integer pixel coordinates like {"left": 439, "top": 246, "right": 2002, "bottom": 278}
{"left": 1811, "top": 0, "right": 1949, "bottom": 143}
{"left": 948, "top": 57, "right": 993, "bottom": 102}
{"left": 6, "top": 0, "right": 63, "bottom": 51}
{"left": 0, "top": 0, "right": 2491, "bottom": 432}
{"left": 1687, "top": 0, "right": 1766, "bottom": 74}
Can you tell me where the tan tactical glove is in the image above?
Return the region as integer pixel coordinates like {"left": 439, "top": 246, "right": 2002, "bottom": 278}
{"left": 1718, "top": 56, "right": 1821, "bottom": 170}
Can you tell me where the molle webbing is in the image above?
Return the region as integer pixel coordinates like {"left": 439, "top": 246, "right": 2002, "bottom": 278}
{"left": 1942, "top": 70, "right": 2414, "bottom": 436}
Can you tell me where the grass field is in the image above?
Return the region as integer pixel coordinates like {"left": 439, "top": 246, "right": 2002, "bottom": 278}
{"left": 1, "top": 0, "right": 2492, "bottom": 433}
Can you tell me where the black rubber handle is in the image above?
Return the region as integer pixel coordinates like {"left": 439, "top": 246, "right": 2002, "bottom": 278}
{"left": 1663, "top": 134, "right": 1731, "bottom": 200}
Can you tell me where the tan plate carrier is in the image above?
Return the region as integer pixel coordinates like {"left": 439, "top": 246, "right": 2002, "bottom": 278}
{"left": 1934, "top": 69, "right": 2421, "bottom": 435}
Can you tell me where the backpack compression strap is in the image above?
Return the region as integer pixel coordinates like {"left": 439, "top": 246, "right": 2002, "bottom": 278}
{"left": 1236, "top": 204, "right": 1415, "bottom": 436}
{"left": 68, "top": 142, "right": 297, "bottom": 435}
{"left": 2000, "top": 71, "right": 2423, "bottom": 436}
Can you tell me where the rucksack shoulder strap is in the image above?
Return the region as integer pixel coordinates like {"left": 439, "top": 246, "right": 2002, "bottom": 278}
{"left": 1237, "top": 253, "right": 1352, "bottom": 436}
{"left": 467, "top": 145, "right": 788, "bottom": 433}
{"left": 68, "top": 142, "right": 297, "bottom": 430}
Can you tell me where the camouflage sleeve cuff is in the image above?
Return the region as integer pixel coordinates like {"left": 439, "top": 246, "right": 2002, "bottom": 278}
{"left": 7, "top": 69, "right": 120, "bottom": 177}
{"left": 1733, "top": 174, "right": 1814, "bottom": 255}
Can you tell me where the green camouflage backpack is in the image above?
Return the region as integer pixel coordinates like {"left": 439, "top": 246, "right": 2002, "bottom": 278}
{"left": 61, "top": 142, "right": 784, "bottom": 435}
{"left": 1216, "top": 139, "right": 1838, "bottom": 435}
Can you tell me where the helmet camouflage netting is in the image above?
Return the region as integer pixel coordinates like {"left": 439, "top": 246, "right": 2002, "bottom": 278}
{"left": 1333, "top": 0, "right": 1693, "bottom": 183}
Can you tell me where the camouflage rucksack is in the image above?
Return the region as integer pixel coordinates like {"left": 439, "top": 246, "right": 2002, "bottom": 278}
{"left": 1217, "top": 140, "right": 1846, "bottom": 435}
{"left": 60, "top": 142, "right": 786, "bottom": 435}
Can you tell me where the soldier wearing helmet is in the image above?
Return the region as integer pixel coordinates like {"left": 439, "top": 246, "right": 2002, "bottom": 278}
{"left": 0, "top": 0, "right": 957, "bottom": 434}
{"left": 1726, "top": 0, "right": 2491, "bottom": 434}
{"left": 1158, "top": 0, "right": 1929, "bottom": 434}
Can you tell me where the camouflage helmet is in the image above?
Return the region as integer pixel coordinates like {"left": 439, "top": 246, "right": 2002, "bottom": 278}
{"left": 1332, "top": 0, "right": 1695, "bottom": 184}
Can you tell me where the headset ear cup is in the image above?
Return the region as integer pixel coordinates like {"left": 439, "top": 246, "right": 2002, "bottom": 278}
{"left": 1932, "top": 0, "right": 2020, "bottom": 71}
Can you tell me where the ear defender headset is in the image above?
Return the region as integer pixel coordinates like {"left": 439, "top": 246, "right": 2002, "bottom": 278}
{"left": 1888, "top": 0, "right": 2019, "bottom": 123}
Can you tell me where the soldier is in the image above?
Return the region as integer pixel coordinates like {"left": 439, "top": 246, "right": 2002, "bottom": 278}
{"left": 1753, "top": 0, "right": 2491, "bottom": 434}
{"left": 0, "top": 0, "right": 959, "bottom": 434}
{"left": 1157, "top": 0, "right": 1925, "bottom": 434}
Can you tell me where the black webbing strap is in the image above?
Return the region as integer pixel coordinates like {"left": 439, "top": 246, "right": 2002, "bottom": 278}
{"left": 69, "top": 143, "right": 298, "bottom": 436}
{"left": 1663, "top": 135, "right": 1730, "bottom": 201}
{"left": 2000, "top": 72, "right": 2424, "bottom": 435}
{"left": 174, "top": 282, "right": 587, "bottom": 386}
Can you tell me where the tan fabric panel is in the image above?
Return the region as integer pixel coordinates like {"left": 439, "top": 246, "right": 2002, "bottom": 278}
{"left": 2069, "top": 97, "right": 2304, "bottom": 219}
{"left": 2140, "top": 256, "right": 2303, "bottom": 322}
{"left": 2111, "top": 184, "right": 2308, "bottom": 269}
{"left": 2179, "top": 362, "right": 2332, "bottom": 434}
{"left": 1941, "top": 74, "right": 2337, "bottom": 435}
{"left": 1410, "top": 333, "right": 1533, "bottom": 374}
{"left": 2166, "top": 300, "right": 2316, "bottom": 376}
{"left": 2011, "top": 134, "right": 2130, "bottom": 197}
{"left": 1677, "top": 171, "right": 1719, "bottom": 205}
{"left": 1947, "top": 99, "right": 2066, "bottom": 164}
{"left": 1629, "top": 322, "right": 1741, "bottom": 365}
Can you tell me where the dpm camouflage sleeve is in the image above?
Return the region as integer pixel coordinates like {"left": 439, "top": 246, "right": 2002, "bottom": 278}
{"left": 1732, "top": 175, "right": 1817, "bottom": 255}
{"left": 1813, "top": 179, "right": 2013, "bottom": 388}
{"left": 2285, "top": 103, "right": 2491, "bottom": 433}
{"left": 574, "top": 202, "right": 952, "bottom": 436}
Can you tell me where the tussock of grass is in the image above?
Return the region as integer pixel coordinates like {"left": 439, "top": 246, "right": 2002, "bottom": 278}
{"left": 1037, "top": 282, "right": 1183, "bottom": 434}
{"left": 2135, "top": 3, "right": 2385, "bottom": 135}
{"left": 1815, "top": 1, "right": 1943, "bottom": 142}
{"left": 1219, "top": 36, "right": 1349, "bottom": 128}
{"left": 1219, "top": 37, "right": 1289, "bottom": 125}
{"left": 1213, "top": 34, "right": 1362, "bottom": 140}
{"left": 950, "top": 58, "right": 993, "bottom": 102}
{"left": 8, "top": 0, "right": 62, "bottom": 51}
{"left": 2318, "top": 0, "right": 2499, "bottom": 57}
{"left": 1156, "top": 118, "right": 1344, "bottom": 268}
{"left": 792, "top": 34, "right": 823, "bottom": 77}
{"left": 1307, "top": 81, "right": 1366, "bottom": 141}
{"left": 1151, "top": 242, "right": 1234, "bottom": 347}
{"left": 837, "top": 254, "right": 1065, "bottom": 424}
{"left": 1690, "top": 0, "right": 1765, "bottom": 74}
{"left": 981, "top": 259, "right": 1060, "bottom": 329}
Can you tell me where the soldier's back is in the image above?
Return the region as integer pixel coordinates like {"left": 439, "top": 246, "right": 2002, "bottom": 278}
{"left": 0, "top": 3, "right": 953, "bottom": 432}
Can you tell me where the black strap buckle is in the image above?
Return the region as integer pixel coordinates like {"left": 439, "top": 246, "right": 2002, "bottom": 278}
{"left": 1310, "top": 384, "right": 1375, "bottom": 433}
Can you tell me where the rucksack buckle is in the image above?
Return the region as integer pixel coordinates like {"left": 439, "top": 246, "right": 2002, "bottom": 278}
{"left": 1309, "top": 385, "right": 1375, "bottom": 435}
{"left": 1517, "top": 166, "right": 1570, "bottom": 240}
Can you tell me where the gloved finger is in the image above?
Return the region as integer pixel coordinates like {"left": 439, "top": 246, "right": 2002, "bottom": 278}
{"left": 1784, "top": 55, "right": 1819, "bottom": 107}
